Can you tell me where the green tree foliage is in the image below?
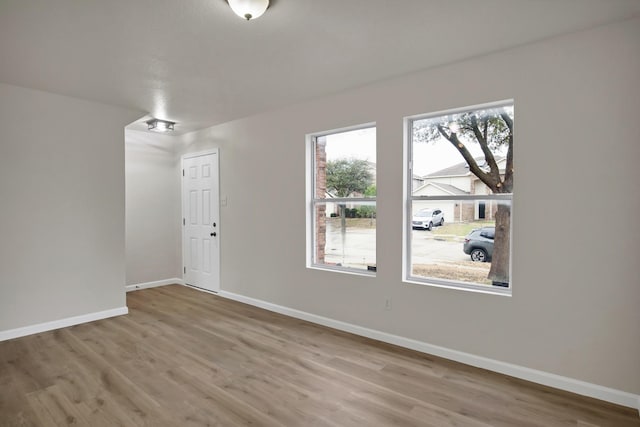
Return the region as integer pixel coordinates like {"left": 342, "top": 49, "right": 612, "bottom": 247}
{"left": 326, "top": 158, "right": 375, "bottom": 232}
{"left": 326, "top": 159, "right": 374, "bottom": 198}
{"left": 359, "top": 185, "right": 377, "bottom": 218}
{"left": 364, "top": 185, "right": 377, "bottom": 197}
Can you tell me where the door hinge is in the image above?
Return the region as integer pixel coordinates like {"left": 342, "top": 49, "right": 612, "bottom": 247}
{"left": 184, "top": 267, "right": 186, "bottom": 274}
{"left": 182, "top": 169, "right": 185, "bottom": 176}
{"left": 183, "top": 218, "right": 185, "bottom": 226}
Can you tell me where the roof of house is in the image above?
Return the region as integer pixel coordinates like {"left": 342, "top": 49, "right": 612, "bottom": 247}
{"left": 413, "top": 181, "right": 470, "bottom": 196}
{"left": 426, "top": 156, "right": 505, "bottom": 178}
{"left": 428, "top": 182, "right": 470, "bottom": 195}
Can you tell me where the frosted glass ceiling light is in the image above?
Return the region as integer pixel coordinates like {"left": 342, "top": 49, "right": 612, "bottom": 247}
{"left": 146, "top": 118, "right": 175, "bottom": 132}
{"left": 227, "top": 0, "right": 269, "bottom": 21}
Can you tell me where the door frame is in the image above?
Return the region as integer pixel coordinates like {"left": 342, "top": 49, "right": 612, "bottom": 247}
{"left": 181, "top": 148, "right": 221, "bottom": 293}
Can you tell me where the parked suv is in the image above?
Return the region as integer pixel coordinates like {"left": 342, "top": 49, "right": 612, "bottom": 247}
{"left": 463, "top": 227, "right": 494, "bottom": 262}
{"left": 412, "top": 209, "right": 444, "bottom": 231}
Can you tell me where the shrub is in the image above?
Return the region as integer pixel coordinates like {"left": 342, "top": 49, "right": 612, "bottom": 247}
{"left": 356, "top": 205, "right": 376, "bottom": 218}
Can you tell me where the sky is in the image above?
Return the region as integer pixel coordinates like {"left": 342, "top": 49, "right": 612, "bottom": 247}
{"left": 324, "top": 126, "right": 489, "bottom": 176}
{"left": 325, "top": 127, "right": 377, "bottom": 162}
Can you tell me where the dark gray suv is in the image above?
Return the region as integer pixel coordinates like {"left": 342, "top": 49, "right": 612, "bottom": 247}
{"left": 463, "top": 227, "right": 494, "bottom": 262}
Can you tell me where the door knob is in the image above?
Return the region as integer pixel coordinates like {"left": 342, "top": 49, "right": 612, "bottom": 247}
{"left": 210, "top": 232, "right": 217, "bottom": 237}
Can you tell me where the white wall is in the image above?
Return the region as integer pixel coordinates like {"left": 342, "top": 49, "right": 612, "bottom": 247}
{"left": 125, "top": 130, "right": 181, "bottom": 285}
{"left": 423, "top": 175, "right": 471, "bottom": 192}
{"left": 0, "top": 83, "right": 142, "bottom": 331}
{"left": 175, "top": 18, "right": 640, "bottom": 396}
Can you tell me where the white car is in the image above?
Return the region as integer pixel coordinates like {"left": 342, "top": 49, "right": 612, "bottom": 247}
{"left": 412, "top": 209, "right": 444, "bottom": 231}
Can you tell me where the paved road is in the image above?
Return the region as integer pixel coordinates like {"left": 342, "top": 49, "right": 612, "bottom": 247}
{"left": 325, "top": 227, "right": 376, "bottom": 268}
{"left": 323, "top": 226, "right": 469, "bottom": 269}
{"left": 411, "top": 230, "right": 469, "bottom": 264}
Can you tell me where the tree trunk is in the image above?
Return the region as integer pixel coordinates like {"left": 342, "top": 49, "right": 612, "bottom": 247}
{"left": 488, "top": 203, "right": 510, "bottom": 286}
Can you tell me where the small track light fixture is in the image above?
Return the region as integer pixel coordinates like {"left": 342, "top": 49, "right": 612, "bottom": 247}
{"left": 146, "top": 118, "right": 175, "bottom": 132}
{"left": 227, "top": 0, "right": 269, "bottom": 21}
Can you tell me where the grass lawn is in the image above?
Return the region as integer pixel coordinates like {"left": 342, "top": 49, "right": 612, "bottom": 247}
{"left": 326, "top": 217, "right": 376, "bottom": 229}
{"left": 413, "top": 261, "right": 492, "bottom": 285}
{"left": 432, "top": 220, "right": 495, "bottom": 238}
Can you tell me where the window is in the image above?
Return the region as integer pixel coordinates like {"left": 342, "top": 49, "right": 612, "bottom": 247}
{"left": 307, "top": 125, "right": 376, "bottom": 274}
{"left": 405, "top": 101, "right": 514, "bottom": 293}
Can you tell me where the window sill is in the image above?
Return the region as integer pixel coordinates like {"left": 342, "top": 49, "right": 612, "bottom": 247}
{"left": 308, "top": 264, "right": 376, "bottom": 278}
{"left": 403, "top": 277, "right": 512, "bottom": 297}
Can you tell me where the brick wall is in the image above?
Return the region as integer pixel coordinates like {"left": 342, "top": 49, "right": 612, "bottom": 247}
{"left": 315, "top": 138, "right": 327, "bottom": 263}
{"left": 462, "top": 202, "right": 475, "bottom": 222}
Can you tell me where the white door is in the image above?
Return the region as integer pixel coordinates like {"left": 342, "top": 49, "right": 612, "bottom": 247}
{"left": 182, "top": 150, "right": 220, "bottom": 292}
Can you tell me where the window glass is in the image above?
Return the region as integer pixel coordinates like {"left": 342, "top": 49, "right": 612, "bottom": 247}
{"left": 406, "top": 101, "right": 513, "bottom": 291}
{"left": 309, "top": 126, "right": 376, "bottom": 273}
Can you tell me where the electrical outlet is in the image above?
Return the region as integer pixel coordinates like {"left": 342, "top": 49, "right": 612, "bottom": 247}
{"left": 384, "top": 298, "right": 392, "bottom": 311}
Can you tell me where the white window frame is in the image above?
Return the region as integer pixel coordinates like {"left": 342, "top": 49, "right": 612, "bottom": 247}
{"left": 306, "top": 123, "right": 377, "bottom": 276}
{"left": 402, "top": 101, "right": 513, "bottom": 296}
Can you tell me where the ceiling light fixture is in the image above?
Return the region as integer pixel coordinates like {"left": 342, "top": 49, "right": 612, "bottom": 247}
{"left": 227, "top": 0, "right": 269, "bottom": 21}
{"left": 146, "top": 118, "right": 175, "bottom": 132}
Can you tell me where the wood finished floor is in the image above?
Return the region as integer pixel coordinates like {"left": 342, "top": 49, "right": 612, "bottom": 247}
{"left": 1, "top": 285, "right": 638, "bottom": 426}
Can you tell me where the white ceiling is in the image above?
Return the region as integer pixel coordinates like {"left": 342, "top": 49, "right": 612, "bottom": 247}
{"left": 1, "top": 0, "right": 638, "bottom": 134}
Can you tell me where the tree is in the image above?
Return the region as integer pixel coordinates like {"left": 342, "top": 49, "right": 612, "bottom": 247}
{"left": 326, "top": 158, "right": 373, "bottom": 197}
{"left": 326, "top": 158, "right": 374, "bottom": 230}
{"left": 364, "top": 184, "right": 377, "bottom": 197}
{"left": 413, "top": 105, "right": 513, "bottom": 285}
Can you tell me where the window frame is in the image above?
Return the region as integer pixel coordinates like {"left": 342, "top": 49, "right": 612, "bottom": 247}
{"left": 306, "top": 123, "right": 377, "bottom": 276}
{"left": 403, "top": 101, "right": 513, "bottom": 296}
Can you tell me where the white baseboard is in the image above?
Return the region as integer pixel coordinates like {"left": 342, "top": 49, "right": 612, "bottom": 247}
{"left": 218, "top": 290, "right": 640, "bottom": 411}
{"left": 0, "top": 306, "right": 128, "bottom": 342}
{"left": 182, "top": 283, "right": 218, "bottom": 295}
{"left": 125, "top": 278, "right": 184, "bottom": 292}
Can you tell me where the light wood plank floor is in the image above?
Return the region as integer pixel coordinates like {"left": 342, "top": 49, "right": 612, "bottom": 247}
{"left": 1, "top": 285, "right": 638, "bottom": 426}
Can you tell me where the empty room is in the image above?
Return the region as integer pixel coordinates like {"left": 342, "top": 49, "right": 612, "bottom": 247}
{"left": 1, "top": 1, "right": 639, "bottom": 425}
